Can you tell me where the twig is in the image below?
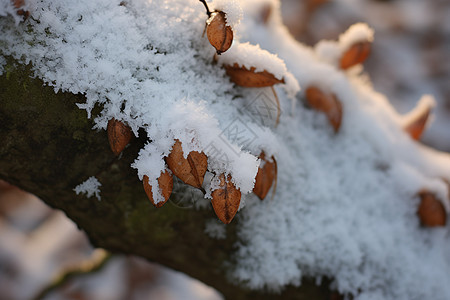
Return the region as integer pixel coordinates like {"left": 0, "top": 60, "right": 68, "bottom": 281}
{"left": 198, "top": 0, "right": 212, "bottom": 17}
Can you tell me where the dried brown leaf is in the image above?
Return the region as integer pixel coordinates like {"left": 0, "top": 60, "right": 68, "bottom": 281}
{"left": 305, "top": 86, "right": 343, "bottom": 132}
{"left": 403, "top": 105, "right": 431, "bottom": 141}
{"left": 107, "top": 118, "right": 133, "bottom": 155}
{"left": 206, "top": 11, "right": 233, "bottom": 54}
{"left": 253, "top": 152, "right": 277, "bottom": 200}
{"left": 165, "top": 139, "right": 208, "bottom": 189}
{"left": 143, "top": 171, "right": 173, "bottom": 208}
{"left": 211, "top": 174, "right": 241, "bottom": 224}
{"left": 340, "top": 41, "right": 371, "bottom": 70}
{"left": 224, "top": 63, "right": 285, "bottom": 87}
{"left": 417, "top": 190, "right": 446, "bottom": 227}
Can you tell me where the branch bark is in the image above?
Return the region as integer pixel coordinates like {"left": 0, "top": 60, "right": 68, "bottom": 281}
{"left": 0, "top": 58, "right": 331, "bottom": 299}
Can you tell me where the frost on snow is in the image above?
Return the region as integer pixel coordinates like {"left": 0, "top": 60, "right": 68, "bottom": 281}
{"left": 74, "top": 177, "right": 102, "bottom": 201}
{"left": 1, "top": 0, "right": 450, "bottom": 299}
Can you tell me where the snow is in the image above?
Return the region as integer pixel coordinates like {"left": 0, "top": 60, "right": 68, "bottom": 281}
{"left": 310, "top": 0, "right": 450, "bottom": 153}
{"left": 338, "top": 22, "right": 374, "bottom": 52}
{"left": 314, "top": 40, "right": 341, "bottom": 66}
{"left": 401, "top": 94, "right": 435, "bottom": 131}
{"left": 74, "top": 177, "right": 102, "bottom": 201}
{"left": 0, "top": 0, "right": 25, "bottom": 24}
{"left": 2, "top": 0, "right": 450, "bottom": 299}
{"left": 204, "top": 219, "right": 226, "bottom": 239}
{"left": 211, "top": 0, "right": 242, "bottom": 29}
{"left": 314, "top": 22, "right": 374, "bottom": 68}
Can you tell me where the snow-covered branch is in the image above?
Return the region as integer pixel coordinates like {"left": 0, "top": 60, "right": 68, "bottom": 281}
{"left": 1, "top": 0, "right": 450, "bottom": 299}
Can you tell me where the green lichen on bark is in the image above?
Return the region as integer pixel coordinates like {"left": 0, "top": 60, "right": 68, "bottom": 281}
{"left": 0, "top": 57, "right": 332, "bottom": 299}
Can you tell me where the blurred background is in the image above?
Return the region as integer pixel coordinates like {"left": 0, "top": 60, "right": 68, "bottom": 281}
{"left": 282, "top": 0, "right": 450, "bottom": 151}
{"left": 1, "top": 0, "right": 449, "bottom": 299}
{"left": 0, "top": 180, "right": 222, "bottom": 300}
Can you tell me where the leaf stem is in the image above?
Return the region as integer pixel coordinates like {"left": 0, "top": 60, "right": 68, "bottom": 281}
{"left": 199, "top": 0, "right": 212, "bottom": 17}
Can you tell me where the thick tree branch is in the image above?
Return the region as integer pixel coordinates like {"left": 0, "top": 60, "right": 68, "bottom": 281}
{"left": 0, "top": 58, "right": 331, "bottom": 299}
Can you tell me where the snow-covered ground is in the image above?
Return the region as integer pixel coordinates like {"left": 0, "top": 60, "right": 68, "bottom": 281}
{"left": 1, "top": 0, "right": 450, "bottom": 299}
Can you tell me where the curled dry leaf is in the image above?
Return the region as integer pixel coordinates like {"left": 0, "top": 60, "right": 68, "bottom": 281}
{"left": 340, "top": 41, "right": 371, "bottom": 70}
{"left": 143, "top": 171, "right": 173, "bottom": 208}
{"left": 403, "top": 104, "right": 432, "bottom": 141}
{"left": 253, "top": 152, "right": 277, "bottom": 200}
{"left": 211, "top": 174, "right": 241, "bottom": 224}
{"left": 165, "top": 139, "right": 208, "bottom": 189}
{"left": 107, "top": 118, "right": 133, "bottom": 155}
{"left": 206, "top": 11, "right": 233, "bottom": 54}
{"left": 224, "top": 63, "right": 285, "bottom": 88}
{"left": 305, "top": 86, "right": 343, "bottom": 132}
{"left": 417, "top": 190, "right": 446, "bottom": 227}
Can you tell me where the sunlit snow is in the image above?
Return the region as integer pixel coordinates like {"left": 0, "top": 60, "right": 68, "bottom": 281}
{"left": 1, "top": 0, "right": 450, "bottom": 299}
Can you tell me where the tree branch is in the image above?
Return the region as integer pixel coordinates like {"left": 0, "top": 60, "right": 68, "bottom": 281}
{"left": 0, "top": 57, "right": 331, "bottom": 299}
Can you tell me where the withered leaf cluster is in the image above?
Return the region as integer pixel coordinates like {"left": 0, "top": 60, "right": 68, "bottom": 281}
{"left": 152, "top": 139, "right": 244, "bottom": 224}
{"left": 102, "top": 4, "right": 446, "bottom": 226}
{"left": 165, "top": 139, "right": 207, "bottom": 189}
{"left": 304, "top": 34, "right": 448, "bottom": 228}
{"left": 204, "top": 5, "right": 286, "bottom": 124}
